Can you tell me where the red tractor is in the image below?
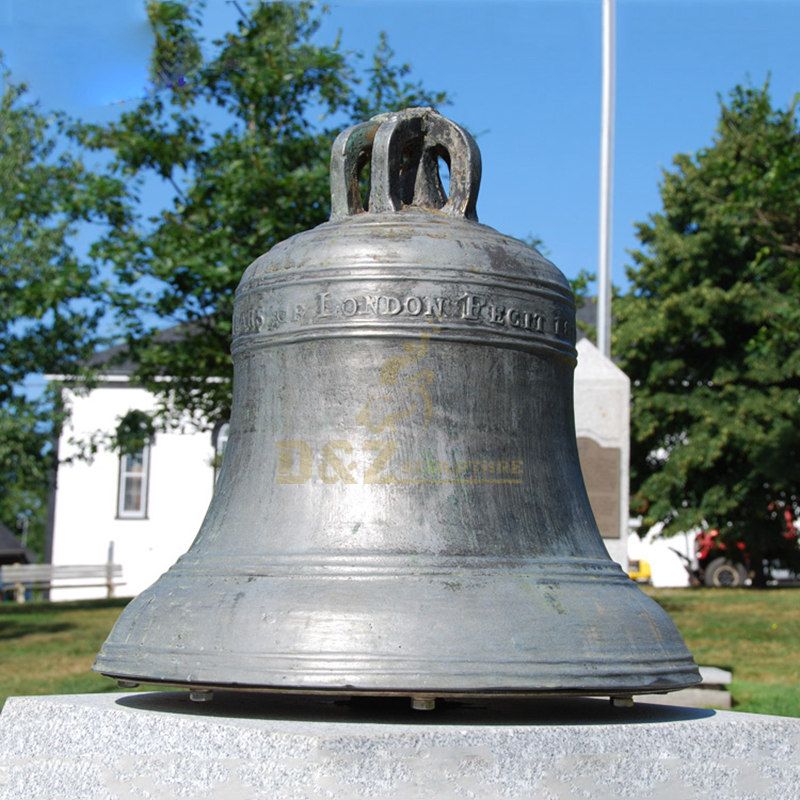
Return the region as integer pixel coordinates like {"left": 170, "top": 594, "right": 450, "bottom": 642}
{"left": 690, "top": 509, "right": 798, "bottom": 588}
{"left": 693, "top": 529, "right": 750, "bottom": 587}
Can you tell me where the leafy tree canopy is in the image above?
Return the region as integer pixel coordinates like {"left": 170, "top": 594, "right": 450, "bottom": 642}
{"left": 615, "top": 84, "right": 800, "bottom": 574}
{"left": 0, "top": 64, "right": 124, "bottom": 554}
{"left": 78, "top": 0, "right": 447, "bottom": 428}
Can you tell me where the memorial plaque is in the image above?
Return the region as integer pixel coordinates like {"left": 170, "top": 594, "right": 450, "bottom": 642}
{"left": 577, "top": 437, "right": 621, "bottom": 539}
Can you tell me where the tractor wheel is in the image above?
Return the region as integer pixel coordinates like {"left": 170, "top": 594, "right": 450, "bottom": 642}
{"left": 704, "top": 557, "right": 748, "bottom": 588}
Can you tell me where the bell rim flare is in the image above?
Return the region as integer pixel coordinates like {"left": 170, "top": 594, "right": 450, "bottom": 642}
{"left": 95, "top": 557, "right": 700, "bottom": 696}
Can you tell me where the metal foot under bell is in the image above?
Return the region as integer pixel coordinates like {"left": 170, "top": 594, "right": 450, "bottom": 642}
{"left": 189, "top": 689, "right": 214, "bottom": 703}
{"left": 610, "top": 696, "right": 635, "bottom": 708}
{"left": 117, "top": 680, "right": 139, "bottom": 689}
{"left": 411, "top": 696, "right": 436, "bottom": 711}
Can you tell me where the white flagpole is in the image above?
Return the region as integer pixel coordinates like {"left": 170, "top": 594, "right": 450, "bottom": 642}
{"left": 597, "top": 0, "right": 615, "bottom": 358}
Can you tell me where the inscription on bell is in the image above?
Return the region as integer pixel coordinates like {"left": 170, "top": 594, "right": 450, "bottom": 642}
{"left": 233, "top": 287, "right": 571, "bottom": 341}
{"left": 317, "top": 292, "right": 448, "bottom": 320}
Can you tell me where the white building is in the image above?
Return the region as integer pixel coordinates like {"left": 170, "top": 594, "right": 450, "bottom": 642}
{"left": 49, "top": 381, "right": 224, "bottom": 600}
{"left": 49, "top": 334, "right": 632, "bottom": 600}
{"left": 627, "top": 523, "right": 695, "bottom": 588}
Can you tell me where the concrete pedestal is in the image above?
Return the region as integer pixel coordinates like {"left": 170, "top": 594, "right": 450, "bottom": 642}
{"left": 1, "top": 692, "right": 799, "bottom": 799}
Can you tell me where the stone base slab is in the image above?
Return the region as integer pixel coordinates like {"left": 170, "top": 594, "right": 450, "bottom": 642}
{"left": 1, "top": 692, "right": 799, "bottom": 799}
{"left": 636, "top": 686, "right": 732, "bottom": 709}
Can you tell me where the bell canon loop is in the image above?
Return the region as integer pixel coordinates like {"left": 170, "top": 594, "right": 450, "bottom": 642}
{"left": 95, "top": 107, "right": 700, "bottom": 702}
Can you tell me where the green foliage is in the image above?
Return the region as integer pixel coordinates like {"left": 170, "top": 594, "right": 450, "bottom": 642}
{"left": 61, "top": 408, "right": 157, "bottom": 466}
{"left": 0, "top": 64, "right": 121, "bottom": 556}
{"left": 78, "top": 0, "right": 447, "bottom": 427}
{"left": 112, "top": 409, "right": 156, "bottom": 455}
{"left": 616, "top": 84, "right": 800, "bottom": 573}
{"left": 568, "top": 268, "right": 594, "bottom": 306}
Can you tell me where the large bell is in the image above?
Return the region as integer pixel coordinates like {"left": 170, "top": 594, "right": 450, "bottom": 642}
{"left": 95, "top": 107, "right": 700, "bottom": 704}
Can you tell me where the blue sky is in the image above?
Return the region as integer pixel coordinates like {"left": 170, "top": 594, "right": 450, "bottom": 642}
{"left": 1, "top": 0, "right": 799, "bottom": 289}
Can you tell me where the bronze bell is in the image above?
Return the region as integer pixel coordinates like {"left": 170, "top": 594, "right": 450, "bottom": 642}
{"left": 95, "top": 107, "right": 700, "bottom": 706}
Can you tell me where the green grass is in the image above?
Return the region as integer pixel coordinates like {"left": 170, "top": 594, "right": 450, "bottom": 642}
{"left": 1, "top": 589, "right": 798, "bottom": 716}
{"left": 0, "top": 598, "right": 131, "bottom": 709}
{"left": 645, "top": 587, "right": 800, "bottom": 717}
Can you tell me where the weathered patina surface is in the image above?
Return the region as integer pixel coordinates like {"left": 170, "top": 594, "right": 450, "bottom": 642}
{"left": 95, "top": 108, "right": 699, "bottom": 703}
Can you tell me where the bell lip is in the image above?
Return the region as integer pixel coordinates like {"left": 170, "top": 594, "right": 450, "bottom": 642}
{"left": 94, "top": 651, "right": 701, "bottom": 697}
{"left": 94, "top": 561, "right": 700, "bottom": 699}
{"left": 96, "top": 671, "right": 702, "bottom": 698}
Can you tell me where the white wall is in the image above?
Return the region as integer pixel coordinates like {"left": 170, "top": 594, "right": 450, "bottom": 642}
{"left": 573, "top": 338, "right": 630, "bottom": 569}
{"left": 628, "top": 524, "right": 693, "bottom": 588}
{"left": 51, "top": 383, "right": 215, "bottom": 600}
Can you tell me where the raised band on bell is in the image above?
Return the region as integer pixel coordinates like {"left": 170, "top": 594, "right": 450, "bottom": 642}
{"left": 94, "top": 107, "right": 701, "bottom": 706}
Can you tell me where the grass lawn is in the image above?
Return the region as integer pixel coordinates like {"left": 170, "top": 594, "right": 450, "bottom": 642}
{"left": 1, "top": 588, "right": 798, "bottom": 716}
{"left": 646, "top": 587, "right": 800, "bottom": 717}
{"left": 0, "top": 598, "right": 130, "bottom": 709}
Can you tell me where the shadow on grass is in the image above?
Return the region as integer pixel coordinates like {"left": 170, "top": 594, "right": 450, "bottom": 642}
{"left": 0, "top": 620, "right": 75, "bottom": 641}
{"left": 0, "top": 598, "right": 130, "bottom": 615}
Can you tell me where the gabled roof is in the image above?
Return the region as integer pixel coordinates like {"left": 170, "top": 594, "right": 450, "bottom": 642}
{"left": 87, "top": 323, "right": 192, "bottom": 376}
{"left": 0, "top": 521, "right": 34, "bottom": 564}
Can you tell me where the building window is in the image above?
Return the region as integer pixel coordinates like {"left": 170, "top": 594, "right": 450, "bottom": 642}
{"left": 212, "top": 421, "right": 230, "bottom": 486}
{"left": 117, "top": 446, "right": 150, "bottom": 519}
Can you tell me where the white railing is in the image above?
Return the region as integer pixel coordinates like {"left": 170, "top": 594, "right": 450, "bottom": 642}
{"left": 0, "top": 563, "right": 124, "bottom": 602}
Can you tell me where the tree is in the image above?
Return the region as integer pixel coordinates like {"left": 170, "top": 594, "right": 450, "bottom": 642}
{"left": 0, "top": 64, "right": 125, "bottom": 556}
{"left": 78, "top": 0, "right": 446, "bottom": 428}
{"left": 615, "top": 84, "right": 800, "bottom": 579}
